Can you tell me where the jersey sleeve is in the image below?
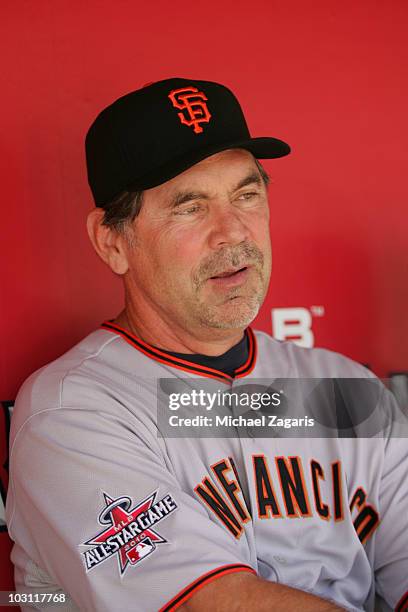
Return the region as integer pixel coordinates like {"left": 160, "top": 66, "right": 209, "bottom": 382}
{"left": 373, "top": 387, "right": 408, "bottom": 611}
{"left": 7, "top": 405, "right": 255, "bottom": 612}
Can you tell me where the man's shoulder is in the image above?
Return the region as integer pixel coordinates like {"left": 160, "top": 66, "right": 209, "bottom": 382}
{"left": 11, "top": 328, "right": 146, "bottom": 434}
{"left": 252, "top": 328, "right": 375, "bottom": 379}
{"left": 16, "top": 328, "right": 116, "bottom": 395}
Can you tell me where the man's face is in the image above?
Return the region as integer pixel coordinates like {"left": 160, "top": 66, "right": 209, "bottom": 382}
{"left": 124, "top": 149, "right": 272, "bottom": 336}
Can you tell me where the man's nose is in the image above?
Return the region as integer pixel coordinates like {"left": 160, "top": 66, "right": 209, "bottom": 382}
{"left": 207, "top": 204, "right": 250, "bottom": 249}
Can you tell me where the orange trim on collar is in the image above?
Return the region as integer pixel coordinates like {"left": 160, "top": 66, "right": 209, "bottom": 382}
{"left": 100, "top": 320, "right": 257, "bottom": 383}
{"left": 235, "top": 326, "right": 257, "bottom": 377}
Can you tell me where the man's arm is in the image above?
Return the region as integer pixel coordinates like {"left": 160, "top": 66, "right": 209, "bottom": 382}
{"left": 180, "top": 571, "right": 345, "bottom": 611}
{"left": 370, "top": 388, "right": 408, "bottom": 611}
{"left": 6, "top": 404, "right": 257, "bottom": 611}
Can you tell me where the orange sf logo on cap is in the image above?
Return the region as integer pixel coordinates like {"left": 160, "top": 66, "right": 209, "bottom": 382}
{"left": 168, "top": 87, "right": 211, "bottom": 134}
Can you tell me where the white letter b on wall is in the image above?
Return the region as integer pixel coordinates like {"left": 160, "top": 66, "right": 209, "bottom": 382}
{"left": 271, "top": 308, "right": 314, "bottom": 348}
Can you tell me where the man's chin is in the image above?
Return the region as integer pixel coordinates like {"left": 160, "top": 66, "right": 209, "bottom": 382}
{"left": 198, "top": 296, "right": 262, "bottom": 330}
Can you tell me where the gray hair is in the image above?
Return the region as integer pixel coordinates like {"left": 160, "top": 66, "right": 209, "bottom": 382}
{"left": 102, "top": 158, "right": 270, "bottom": 233}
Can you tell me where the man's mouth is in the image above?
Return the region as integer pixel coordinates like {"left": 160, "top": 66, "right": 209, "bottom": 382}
{"left": 208, "top": 266, "right": 251, "bottom": 288}
{"left": 210, "top": 266, "right": 248, "bottom": 279}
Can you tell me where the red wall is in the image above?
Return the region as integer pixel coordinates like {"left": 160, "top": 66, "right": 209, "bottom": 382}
{"left": 1, "top": 0, "right": 407, "bottom": 595}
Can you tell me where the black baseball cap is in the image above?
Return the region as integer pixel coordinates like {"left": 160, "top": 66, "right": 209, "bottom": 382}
{"left": 85, "top": 77, "right": 291, "bottom": 207}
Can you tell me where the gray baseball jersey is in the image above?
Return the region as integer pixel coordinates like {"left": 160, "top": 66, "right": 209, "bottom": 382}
{"left": 6, "top": 322, "right": 408, "bottom": 612}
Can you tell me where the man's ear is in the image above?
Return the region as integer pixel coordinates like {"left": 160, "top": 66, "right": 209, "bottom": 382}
{"left": 86, "top": 208, "right": 129, "bottom": 275}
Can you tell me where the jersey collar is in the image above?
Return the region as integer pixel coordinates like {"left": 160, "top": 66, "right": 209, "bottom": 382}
{"left": 100, "top": 320, "right": 257, "bottom": 384}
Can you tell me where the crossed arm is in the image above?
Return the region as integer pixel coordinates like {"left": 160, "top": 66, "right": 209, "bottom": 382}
{"left": 180, "top": 571, "right": 345, "bottom": 611}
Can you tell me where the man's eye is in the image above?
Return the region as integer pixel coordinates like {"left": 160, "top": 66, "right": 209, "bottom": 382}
{"left": 174, "top": 204, "right": 201, "bottom": 215}
{"left": 238, "top": 191, "right": 258, "bottom": 201}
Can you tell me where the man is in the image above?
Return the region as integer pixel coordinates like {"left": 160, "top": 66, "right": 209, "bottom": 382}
{"left": 6, "top": 79, "right": 408, "bottom": 611}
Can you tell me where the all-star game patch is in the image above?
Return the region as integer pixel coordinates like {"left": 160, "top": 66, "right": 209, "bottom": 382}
{"left": 81, "top": 490, "right": 178, "bottom": 575}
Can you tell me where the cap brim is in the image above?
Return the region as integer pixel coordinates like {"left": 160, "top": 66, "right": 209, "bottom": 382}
{"left": 128, "top": 137, "right": 291, "bottom": 191}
